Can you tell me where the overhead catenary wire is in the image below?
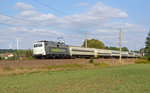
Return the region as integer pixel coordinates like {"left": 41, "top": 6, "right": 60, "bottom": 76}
{"left": 0, "top": 13, "right": 75, "bottom": 33}
{"left": 0, "top": 13, "right": 59, "bottom": 29}
{"left": 124, "top": 31, "right": 146, "bottom": 51}
{"left": 32, "top": 0, "right": 102, "bottom": 28}
{"left": 0, "top": 22, "right": 18, "bottom": 27}
{"left": 33, "top": 0, "right": 69, "bottom": 16}
{"left": 0, "top": 14, "right": 39, "bottom": 27}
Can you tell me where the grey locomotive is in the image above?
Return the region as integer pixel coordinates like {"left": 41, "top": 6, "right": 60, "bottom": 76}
{"left": 33, "top": 40, "right": 70, "bottom": 59}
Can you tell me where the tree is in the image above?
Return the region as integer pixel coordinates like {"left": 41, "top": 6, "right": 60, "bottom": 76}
{"left": 106, "top": 46, "right": 129, "bottom": 51}
{"left": 121, "top": 47, "right": 129, "bottom": 52}
{"left": 145, "top": 31, "right": 150, "bottom": 60}
{"left": 82, "top": 39, "right": 105, "bottom": 49}
{"left": 25, "top": 49, "right": 33, "bottom": 58}
{"left": 106, "top": 46, "right": 119, "bottom": 51}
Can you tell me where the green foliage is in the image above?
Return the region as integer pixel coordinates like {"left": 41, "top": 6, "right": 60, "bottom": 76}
{"left": 7, "top": 56, "right": 16, "bottom": 60}
{"left": 145, "top": 31, "right": 150, "bottom": 60}
{"left": 0, "top": 49, "right": 15, "bottom": 53}
{"left": 140, "top": 56, "right": 148, "bottom": 60}
{"left": 23, "top": 56, "right": 35, "bottom": 60}
{"left": 45, "top": 63, "right": 86, "bottom": 70}
{"left": 148, "top": 55, "right": 150, "bottom": 61}
{"left": 25, "top": 49, "right": 33, "bottom": 58}
{"left": 139, "top": 48, "right": 146, "bottom": 54}
{"left": 82, "top": 39, "right": 105, "bottom": 49}
{"left": 0, "top": 49, "right": 34, "bottom": 60}
{"left": 89, "top": 57, "right": 94, "bottom": 63}
{"left": 121, "top": 47, "right": 129, "bottom": 51}
{"left": 0, "top": 56, "right": 2, "bottom": 60}
{"left": 135, "top": 60, "right": 150, "bottom": 64}
{"left": 106, "top": 46, "right": 129, "bottom": 51}
{"left": 13, "top": 52, "right": 19, "bottom": 60}
{"left": 93, "top": 62, "right": 108, "bottom": 67}
{"left": 106, "top": 46, "right": 119, "bottom": 50}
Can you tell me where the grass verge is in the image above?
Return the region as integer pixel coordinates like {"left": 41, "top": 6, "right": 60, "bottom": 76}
{"left": 0, "top": 62, "right": 110, "bottom": 76}
{"left": 0, "top": 64, "right": 150, "bottom": 93}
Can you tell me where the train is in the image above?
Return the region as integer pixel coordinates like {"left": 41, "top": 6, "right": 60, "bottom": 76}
{"left": 33, "top": 40, "right": 141, "bottom": 59}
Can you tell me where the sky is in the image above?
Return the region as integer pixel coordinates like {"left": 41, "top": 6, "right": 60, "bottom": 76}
{"left": 0, "top": 0, "right": 150, "bottom": 51}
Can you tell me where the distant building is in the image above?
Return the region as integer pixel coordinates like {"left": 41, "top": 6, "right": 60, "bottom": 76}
{"left": 0, "top": 53, "right": 14, "bottom": 60}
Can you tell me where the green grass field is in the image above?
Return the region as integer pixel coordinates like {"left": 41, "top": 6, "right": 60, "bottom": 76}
{"left": 0, "top": 64, "right": 150, "bottom": 93}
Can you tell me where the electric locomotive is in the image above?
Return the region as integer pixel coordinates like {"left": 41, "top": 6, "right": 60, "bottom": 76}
{"left": 33, "top": 40, "right": 70, "bottom": 59}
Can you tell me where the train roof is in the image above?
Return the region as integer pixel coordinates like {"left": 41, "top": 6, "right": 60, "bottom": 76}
{"left": 37, "top": 40, "right": 66, "bottom": 45}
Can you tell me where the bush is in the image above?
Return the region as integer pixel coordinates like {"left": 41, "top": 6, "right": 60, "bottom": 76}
{"left": 148, "top": 55, "right": 150, "bottom": 61}
{"left": 135, "top": 60, "right": 150, "bottom": 64}
{"left": 140, "top": 56, "right": 148, "bottom": 60}
{"left": 89, "top": 57, "right": 94, "bottom": 63}
{"left": 25, "top": 49, "right": 33, "bottom": 58}
{"left": 0, "top": 56, "right": 2, "bottom": 60}
{"left": 140, "top": 56, "right": 150, "bottom": 61}
{"left": 23, "top": 56, "right": 35, "bottom": 60}
{"left": 94, "top": 62, "right": 108, "bottom": 67}
{"left": 7, "top": 56, "right": 16, "bottom": 60}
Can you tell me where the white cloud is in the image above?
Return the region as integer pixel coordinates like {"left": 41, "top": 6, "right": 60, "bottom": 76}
{"left": 86, "top": 2, "right": 128, "bottom": 19}
{"left": 31, "top": 28, "right": 64, "bottom": 36}
{"left": 0, "top": 40, "right": 7, "bottom": 42}
{"left": 0, "top": 2, "right": 130, "bottom": 31}
{"left": 15, "top": 2, "right": 35, "bottom": 11}
{"left": 74, "top": 3, "right": 90, "bottom": 7}
{"left": 0, "top": 1, "right": 147, "bottom": 49}
{"left": 11, "top": 2, "right": 129, "bottom": 30}
{"left": 20, "top": 11, "right": 41, "bottom": 17}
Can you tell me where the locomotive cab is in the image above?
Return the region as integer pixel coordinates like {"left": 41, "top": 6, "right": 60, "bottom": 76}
{"left": 33, "top": 42, "right": 46, "bottom": 58}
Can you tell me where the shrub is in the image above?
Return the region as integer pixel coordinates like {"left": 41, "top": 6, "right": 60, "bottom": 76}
{"left": 89, "top": 57, "right": 94, "bottom": 63}
{"left": 140, "top": 56, "right": 150, "bottom": 61}
{"left": 23, "top": 56, "right": 35, "bottom": 60}
{"left": 25, "top": 49, "right": 33, "bottom": 58}
{"left": 0, "top": 56, "right": 2, "bottom": 60}
{"left": 135, "top": 60, "right": 150, "bottom": 64}
{"left": 140, "top": 56, "right": 148, "bottom": 60}
{"left": 94, "top": 62, "right": 108, "bottom": 67}
{"left": 148, "top": 55, "right": 150, "bottom": 61}
{"left": 7, "top": 56, "right": 16, "bottom": 60}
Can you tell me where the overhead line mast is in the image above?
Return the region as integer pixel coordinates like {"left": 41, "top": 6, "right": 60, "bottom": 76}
{"left": 119, "top": 28, "right": 122, "bottom": 62}
{"left": 85, "top": 31, "right": 87, "bottom": 48}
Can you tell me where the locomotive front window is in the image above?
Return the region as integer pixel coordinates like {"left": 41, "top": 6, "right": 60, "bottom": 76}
{"left": 34, "top": 44, "right": 42, "bottom": 47}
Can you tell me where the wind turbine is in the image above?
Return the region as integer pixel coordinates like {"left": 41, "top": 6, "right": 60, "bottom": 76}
{"left": 15, "top": 37, "right": 21, "bottom": 50}
{"left": 9, "top": 42, "right": 12, "bottom": 49}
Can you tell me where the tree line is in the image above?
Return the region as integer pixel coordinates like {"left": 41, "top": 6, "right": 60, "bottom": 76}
{"left": 82, "top": 39, "right": 129, "bottom": 51}
{"left": 82, "top": 31, "right": 150, "bottom": 61}
{"left": 0, "top": 49, "right": 34, "bottom": 60}
{"left": 145, "top": 31, "right": 150, "bottom": 60}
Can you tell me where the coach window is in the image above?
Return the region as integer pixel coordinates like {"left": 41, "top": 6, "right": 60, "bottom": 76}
{"left": 34, "top": 44, "right": 37, "bottom": 47}
{"left": 39, "top": 44, "right": 42, "bottom": 47}
{"left": 34, "top": 44, "right": 42, "bottom": 47}
{"left": 57, "top": 45, "right": 59, "bottom": 48}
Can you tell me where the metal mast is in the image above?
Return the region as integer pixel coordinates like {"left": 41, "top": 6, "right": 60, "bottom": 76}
{"left": 85, "top": 31, "right": 87, "bottom": 48}
{"left": 119, "top": 29, "right": 122, "bottom": 62}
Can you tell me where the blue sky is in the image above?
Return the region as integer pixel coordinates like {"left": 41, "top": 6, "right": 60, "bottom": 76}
{"left": 0, "top": 0, "right": 149, "bottom": 51}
